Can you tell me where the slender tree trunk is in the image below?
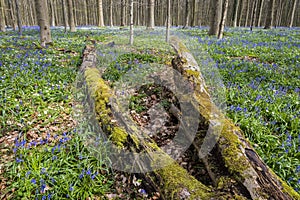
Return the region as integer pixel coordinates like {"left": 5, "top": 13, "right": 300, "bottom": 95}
{"left": 257, "top": 0, "right": 264, "bottom": 26}
{"left": 0, "top": 0, "right": 6, "bottom": 31}
{"left": 232, "top": 0, "right": 240, "bottom": 27}
{"left": 264, "top": 0, "right": 275, "bottom": 29}
{"left": 208, "top": 0, "right": 222, "bottom": 35}
{"left": 61, "top": 0, "right": 68, "bottom": 32}
{"left": 191, "top": 0, "right": 198, "bottom": 26}
{"left": 97, "top": 0, "right": 104, "bottom": 27}
{"left": 183, "top": 0, "right": 190, "bottom": 28}
{"left": 34, "top": 0, "right": 52, "bottom": 47}
{"left": 238, "top": 0, "right": 246, "bottom": 26}
{"left": 166, "top": 0, "right": 171, "bottom": 42}
{"left": 245, "top": 0, "right": 250, "bottom": 26}
{"left": 67, "top": 0, "right": 76, "bottom": 31}
{"left": 109, "top": 0, "right": 113, "bottom": 27}
{"left": 129, "top": 0, "right": 134, "bottom": 45}
{"left": 177, "top": 0, "right": 180, "bottom": 26}
{"left": 218, "top": 0, "right": 228, "bottom": 39}
{"left": 8, "top": 0, "right": 17, "bottom": 30}
{"left": 289, "top": 0, "right": 297, "bottom": 27}
{"left": 15, "top": 0, "right": 22, "bottom": 34}
{"left": 250, "top": 0, "right": 258, "bottom": 30}
{"left": 147, "top": 0, "right": 155, "bottom": 29}
{"left": 121, "top": 0, "right": 126, "bottom": 26}
{"left": 48, "top": 0, "right": 55, "bottom": 26}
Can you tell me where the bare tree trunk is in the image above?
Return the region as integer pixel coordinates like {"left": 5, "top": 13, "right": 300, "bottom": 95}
{"left": 67, "top": 0, "right": 76, "bottom": 31}
{"left": 191, "top": 0, "right": 198, "bottom": 26}
{"left": 97, "top": 0, "right": 104, "bottom": 27}
{"left": 129, "top": 0, "right": 134, "bottom": 45}
{"left": 15, "top": 0, "right": 22, "bottom": 34}
{"left": 232, "top": 0, "right": 240, "bottom": 27}
{"left": 61, "top": 0, "right": 68, "bottom": 32}
{"left": 183, "top": 0, "right": 190, "bottom": 28}
{"left": 218, "top": 0, "right": 228, "bottom": 39}
{"left": 109, "top": 0, "right": 113, "bottom": 27}
{"left": 166, "top": 0, "right": 171, "bottom": 42}
{"left": 120, "top": 0, "right": 126, "bottom": 26}
{"left": 264, "top": 0, "right": 275, "bottom": 29}
{"left": 250, "top": 0, "right": 258, "bottom": 30}
{"left": 289, "top": 0, "right": 297, "bottom": 27}
{"left": 0, "top": 0, "right": 6, "bottom": 31}
{"left": 48, "top": 0, "right": 55, "bottom": 26}
{"left": 244, "top": 0, "right": 250, "bottom": 26}
{"left": 177, "top": 0, "right": 180, "bottom": 26}
{"left": 257, "top": 0, "right": 264, "bottom": 26}
{"left": 8, "top": 0, "right": 17, "bottom": 30}
{"left": 34, "top": 0, "right": 52, "bottom": 47}
{"left": 208, "top": 0, "right": 222, "bottom": 36}
{"left": 147, "top": 0, "right": 155, "bottom": 29}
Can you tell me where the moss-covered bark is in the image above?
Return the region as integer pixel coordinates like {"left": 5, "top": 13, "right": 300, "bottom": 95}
{"left": 80, "top": 42, "right": 299, "bottom": 200}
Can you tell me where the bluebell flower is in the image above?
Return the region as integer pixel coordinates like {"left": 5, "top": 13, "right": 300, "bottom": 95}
{"left": 31, "top": 178, "right": 36, "bottom": 184}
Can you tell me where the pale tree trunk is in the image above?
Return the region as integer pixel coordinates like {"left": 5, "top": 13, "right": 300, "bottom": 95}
{"left": 109, "top": 0, "right": 113, "bottom": 27}
{"left": 0, "top": 0, "right": 6, "bottom": 32}
{"left": 48, "top": 0, "right": 55, "bottom": 26}
{"left": 250, "top": 0, "right": 258, "bottom": 30}
{"left": 83, "top": 0, "right": 88, "bottom": 25}
{"left": 177, "top": 0, "right": 180, "bottom": 26}
{"left": 67, "top": 0, "right": 75, "bottom": 31}
{"left": 129, "top": 0, "right": 134, "bottom": 45}
{"left": 238, "top": 0, "right": 246, "bottom": 26}
{"left": 121, "top": 0, "right": 126, "bottom": 26}
{"left": 8, "top": 0, "right": 17, "bottom": 30}
{"left": 61, "top": 0, "right": 67, "bottom": 32}
{"left": 166, "top": 0, "right": 171, "bottom": 42}
{"left": 191, "top": 0, "right": 197, "bottom": 26}
{"left": 264, "top": 0, "right": 275, "bottom": 29}
{"left": 257, "top": 0, "right": 264, "bottom": 26}
{"left": 15, "top": 0, "right": 22, "bottom": 34}
{"left": 289, "top": 0, "right": 297, "bottom": 27}
{"left": 208, "top": 0, "right": 222, "bottom": 36}
{"left": 97, "top": 0, "right": 104, "bottom": 27}
{"left": 218, "top": 0, "right": 228, "bottom": 39}
{"left": 183, "top": 0, "right": 190, "bottom": 28}
{"left": 232, "top": 0, "right": 240, "bottom": 27}
{"left": 244, "top": 0, "right": 250, "bottom": 26}
{"left": 34, "top": 0, "right": 52, "bottom": 47}
{"left": 147, "top": 0, "right": 155, "bottom": 29}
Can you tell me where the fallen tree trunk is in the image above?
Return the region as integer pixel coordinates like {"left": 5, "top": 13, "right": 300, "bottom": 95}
{"left": 169, "top": 36, "right": 299, "bottom": 200}
{"left": 79, "top": 42, "right": 300, "bottom": 200}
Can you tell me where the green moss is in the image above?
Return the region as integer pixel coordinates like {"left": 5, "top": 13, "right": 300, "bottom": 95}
{"left": 110, "top": 127, "right": 128, "bottom": 148}
{"left": 220, "top": 122, "right": 249, "bottom": 176}
{"left": 269, "top": 169, "right": 300, "bottom": 199}
{"left": 185, "top": 69, "right": 200, "bottom": 78}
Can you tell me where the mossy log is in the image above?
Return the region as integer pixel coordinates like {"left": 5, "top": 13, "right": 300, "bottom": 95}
{"left": 80, "top": 44, "right": 299, "bottom": 200}
{"left": 169, "top": 36, "right": 299, "bottom": 200}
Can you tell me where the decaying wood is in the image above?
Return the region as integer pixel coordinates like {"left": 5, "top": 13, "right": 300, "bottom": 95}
{"left": 169, "top": 36, "right": 299, "bottom": 200}
{"left": 80, "top": 42, "right": 300, "bottom": 200}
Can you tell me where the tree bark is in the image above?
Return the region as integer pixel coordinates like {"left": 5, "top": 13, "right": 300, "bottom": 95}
{"left": 66, "top": 0, "right": 76, "bottom": 31}
{"left": 147, "top": 0, "right": 155, "bottom": 29}
{"left": 97, "top": 0, "right": 104, "bottom": 27}
{"left": 289, "top": 0, "right": 297, "bottom": 27}
{"left": 109, "top": 0, "right": 113, "bottom": 27}
{"left": 218, "top": 0, "right": 229, "bottom": 39}
{"left": 208, "top": 0, "right": 222, "bottom": 36}
{"left": 0, "top": 0, "right": 6, "bottom": 32}
{"left": 166, "top": 0, "right": 171, "bottom": 42}
{"left": 232, "top": 0, "right": 240, "bottom": 27}
{"left": 34, "top": 0, "right": 52, "bottom": 47}
{"left": 129, "top": 0, "right": 134, "bottom": 45}
{"left": 256, "top": 0, "right": 264, "bottom": 26}
{"left": 15, "top": 0, "right": 22, "bottom": 34}
{"left": 264, "top": 0, "right": 275, "bottom": 29}
{"left": 183, "top": 0, "right": 190, "bottom": 28}
{"left": 250, "top": 0, "right": 258, "bottom": 30}
{"left": 61, "top": 0, "right": 68, "bottom": 32}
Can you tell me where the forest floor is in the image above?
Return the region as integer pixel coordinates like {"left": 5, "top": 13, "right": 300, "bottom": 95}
{"left": 0, "top": 27, "right": 299, "bottom": 199}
